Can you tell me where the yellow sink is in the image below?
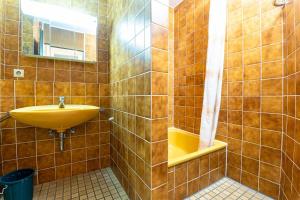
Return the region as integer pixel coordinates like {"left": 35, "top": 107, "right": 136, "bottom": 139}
{"left": 10, "top": 105, "right": 99, "bottom": 132}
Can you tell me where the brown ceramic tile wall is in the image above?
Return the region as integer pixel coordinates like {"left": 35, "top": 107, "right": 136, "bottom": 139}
{"left": 280, "top": 0, "right": 300, "bottom": 199}
{"left": 169, "top": 7, "right": 175, "bottom": 127}
{"left": 0, "top": 0, "right": 110, "bottom": 184}
{"left": 107, "top": 0, "right": 152, "bottom": 198}
{"left": 217, "top": 0, "right": 284, "bottom": 198}
{"left": 0, "top": 0, "right": 4, "bottom": 176}
{"left": 0, "top": 0, "right": 3, "bottom": 70}
{"left": 173, "top": 0, "right": 285, "bottom": 199}
{"left": 173, "top": 0, "right": 209, "bottom": 134}
{"left": 151, "top": 0, "right": 169, "bottom": 198}
{"left": 108, "top": 0, "right": 169, "bottom": 199}
{"left": 168, "top": 149, "right": 226, "bottom": 200}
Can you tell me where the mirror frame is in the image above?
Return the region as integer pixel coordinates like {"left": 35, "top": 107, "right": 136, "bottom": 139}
{"left": 20, "top": 0, "right": 98, "bottom": 63}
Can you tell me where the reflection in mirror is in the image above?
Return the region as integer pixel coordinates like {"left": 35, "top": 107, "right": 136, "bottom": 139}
{"left": 21, "top": 0, "right": 98, "bottom": 62}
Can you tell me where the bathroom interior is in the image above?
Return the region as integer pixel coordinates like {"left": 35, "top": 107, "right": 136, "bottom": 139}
{"left": 0, "top": 0, "right": 299, "bottom": 199}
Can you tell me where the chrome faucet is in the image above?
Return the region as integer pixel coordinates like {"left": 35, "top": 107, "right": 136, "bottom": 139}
{"left": 58, "top": 96, "right": 65, "bottom": 108}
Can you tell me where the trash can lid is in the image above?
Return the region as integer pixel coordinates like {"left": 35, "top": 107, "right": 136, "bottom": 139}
{"left": 0, "top": 169, "right": 34, "bottom": 184}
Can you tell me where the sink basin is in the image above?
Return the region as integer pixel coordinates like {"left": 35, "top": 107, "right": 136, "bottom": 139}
{"left": 10, "top": 105, "right": 99, "bottom": 132}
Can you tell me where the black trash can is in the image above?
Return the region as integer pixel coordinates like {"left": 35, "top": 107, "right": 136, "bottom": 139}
{"left": 0, "top": 169, "right": 34, "bottom": 200}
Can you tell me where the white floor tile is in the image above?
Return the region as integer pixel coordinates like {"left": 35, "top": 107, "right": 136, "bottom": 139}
{"left": 33, "top": 168, "right": 129, "bottom": 200}
{"left": 186, "top": 178, "right": 274, "bottom": 200}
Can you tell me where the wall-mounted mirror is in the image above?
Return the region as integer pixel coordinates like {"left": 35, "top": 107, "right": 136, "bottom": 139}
{"left": 21, "top": 0, "right": 98, "bottom": 62}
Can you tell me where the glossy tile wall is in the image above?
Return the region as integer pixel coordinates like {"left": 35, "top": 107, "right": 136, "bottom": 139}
{"left": 218, "top": 0, "right": 284, "bottom": 199}
{"left": 151, "top": 1, "right": 169, "bottom": 198}
{"left": 173, "top": 0, "right": 209, "bottom": 134}
{"left": 108, "top": 0, "right": 169, "bottom": 199}
{"left": 280, "top": 0, "right": 300, "bottom": 199}
{"left": 173, "top": 0, "right": 285, "bottom": 199}
{"left": 108, "top": 1, "right": 151, "bottom": 198}
{"left": 168, "top": 148, "right": 226, "bottom": 199}
{"left": 0, "top": 0, "right": 110, "bottom": 184}
{"left": 168, "top": 7, "right": 174, "bottom": 127}
{"left": 0, "top": 0, "right": 3, "bottom": 73}
{"left": 0, "top": 0, "right": 4, "bottom": 176}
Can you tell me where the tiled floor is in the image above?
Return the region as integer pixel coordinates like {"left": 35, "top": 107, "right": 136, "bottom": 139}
{"left": 33, "top": 168, "right": 129, "bottom": 200}
{"left": 0, "top": 169, "right": 274, "bottom": 200}
{"left": 186, "top": 177, "right": 273, "bottom": 200}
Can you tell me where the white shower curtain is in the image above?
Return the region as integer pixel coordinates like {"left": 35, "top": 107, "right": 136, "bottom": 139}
{"left": 200, "top": 0, "right": 227, "bottom": 147}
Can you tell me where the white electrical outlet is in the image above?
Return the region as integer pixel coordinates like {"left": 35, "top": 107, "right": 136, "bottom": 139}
{"left": 13, "top": 69, "right": 24, "bottom": 78}
{"left": 274, "top": 0, "right": 289, "bottom": 6}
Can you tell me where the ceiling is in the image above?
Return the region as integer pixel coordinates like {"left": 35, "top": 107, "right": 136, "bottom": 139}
{"left": 169, "top": 0, "right": 184, "bottom": 8}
